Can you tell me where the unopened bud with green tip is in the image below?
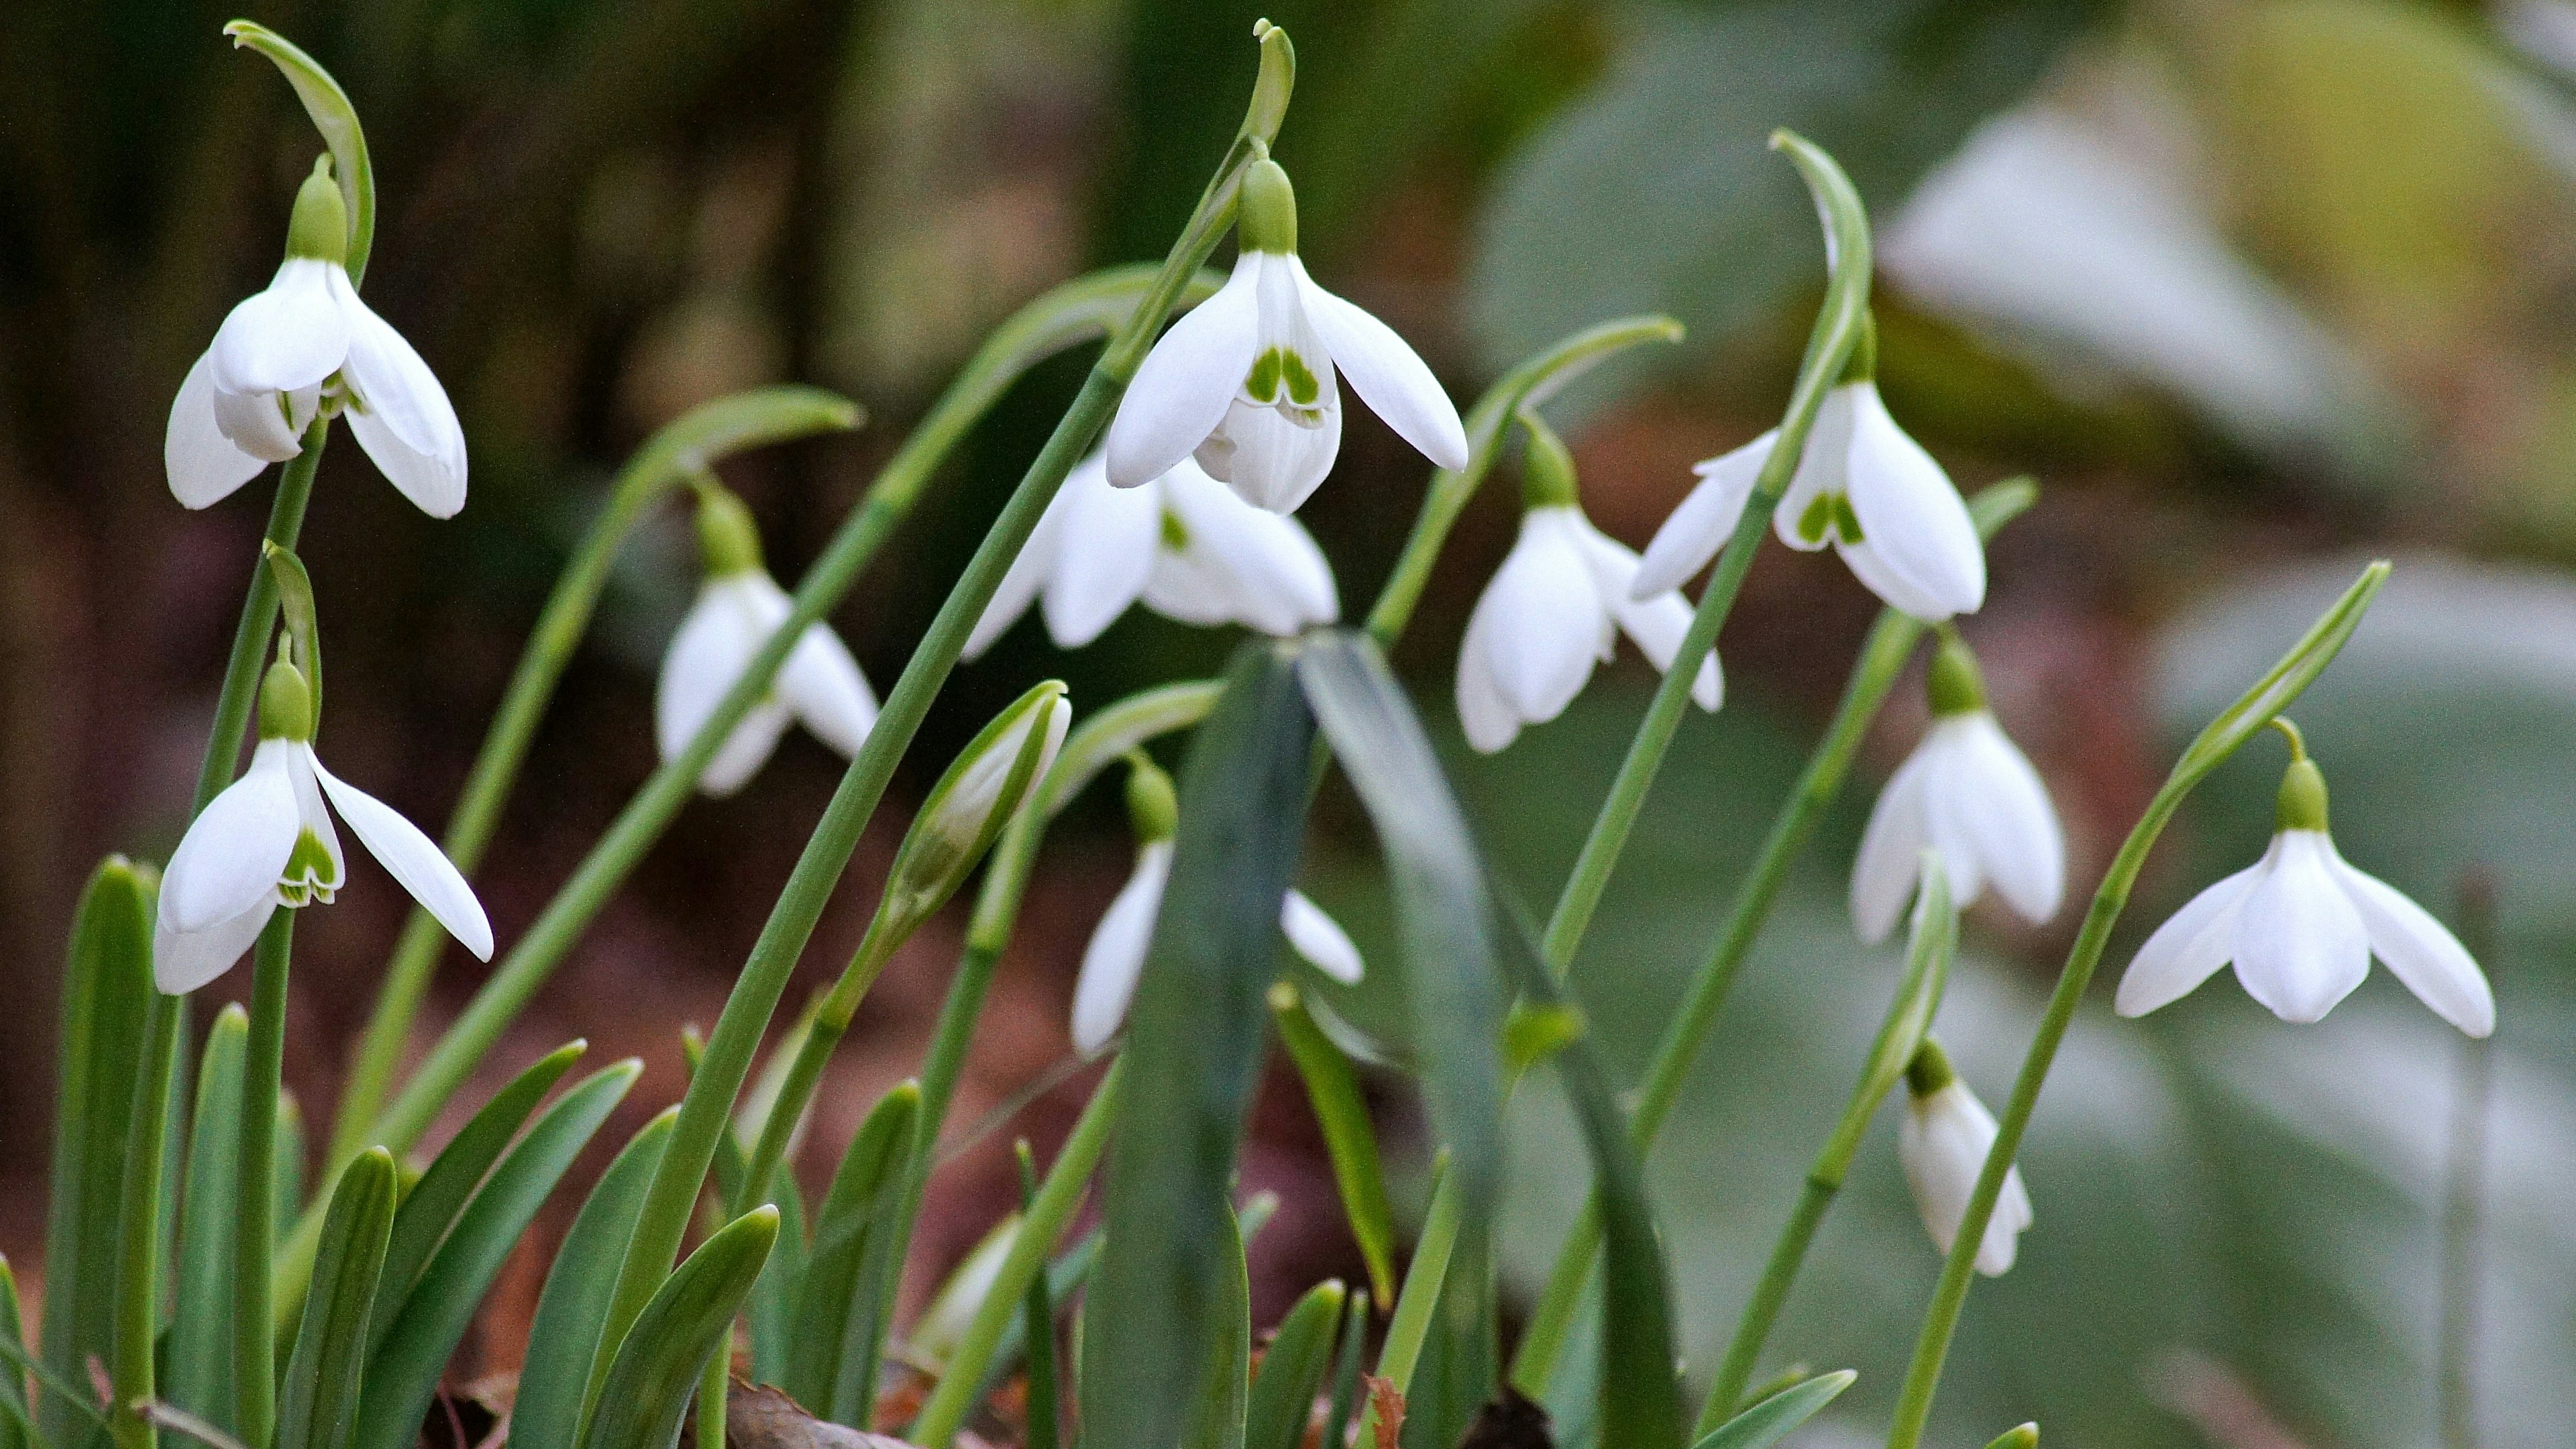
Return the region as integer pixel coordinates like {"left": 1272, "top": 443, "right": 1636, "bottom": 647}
{"left": 1896, "top": 1034, "right": 2031, "bottom": 1277}
{"left": 692, "top": 478, "right": 765, "bottom": 578}
{"left": 1984, "top": 1424, "right": 2039, "bottom": 1449}
{"left": 1517, "top": 413, "right": 1580, "bottom": 511}
{"left": 284, "top": 154, "right": 350, "bottom": 264}
{"left": 866, "top": 681, "right": 1071, "bottom": 964}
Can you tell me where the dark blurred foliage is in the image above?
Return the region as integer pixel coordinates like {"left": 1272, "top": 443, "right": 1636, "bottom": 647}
{"left": 10, "top": 0, "right": 2576, "bottom": 1444}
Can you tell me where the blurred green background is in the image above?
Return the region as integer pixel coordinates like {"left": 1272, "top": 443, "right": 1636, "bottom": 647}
{"left": 7, "top": 0, "right": 2576, "bottom": 1445}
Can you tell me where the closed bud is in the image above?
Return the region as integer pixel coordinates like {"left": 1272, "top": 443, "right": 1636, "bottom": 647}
{"left": 879, "top": 680, "right": 1071, "bottom": 936}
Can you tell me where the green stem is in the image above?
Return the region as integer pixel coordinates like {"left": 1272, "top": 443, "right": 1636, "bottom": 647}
{"left": 195, "top": 435, "right": 324, "bottom": 812}
{"left": 108, "top": 996, "right": 183, "bottom": 1449}
{"left": 1506, "top": 479, "right": 2034, "bottom": 1395}
{"left": 695, "top": 1328, "right": 728, "bottom": 1449}
{"left": 1882, "top": 563, "right": 2392, "bottom": 1449}
{"left": 327, "top": 388, "right": 859, "bottom": 1172}
{"left": 236, "top": 912, "right": 294, "bottom": 1449}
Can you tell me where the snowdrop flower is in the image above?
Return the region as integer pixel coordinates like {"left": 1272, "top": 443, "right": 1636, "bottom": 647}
{"left": 964, "top": 452, "right": 1336, "bottom": 659}
{"left": 2115, "top": 722, "right": 2493, "bottom": 1035}
{"left": 1071, "top": 757, "right": 1362, "bottom": 1056}
{"left": 1897, "top": 1038, "right": 2033, "bottom": 1277}
{"left": 1104, "top": 158, "right": 1467, "bottom": 513}
{"left": 156, "top": 651, "right": 491, "bottom": 994}
{"left": 1850, "top": 633, "right": 2063, "bottom": 941}
{"left": 166, "top": 156, "right": 468, "bottom": 517}
{"left": 658, "top": 485, "right": 878, "bottom": 796}
{"left": 1456, "top": 419, "right": 1721, "bottom": 754}
{"left": 1632, "top": 374, "right": 1984, "bottom": 622}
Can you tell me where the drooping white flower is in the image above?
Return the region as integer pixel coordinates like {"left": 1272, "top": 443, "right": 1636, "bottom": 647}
{"left": 1632, "top": 380, "right": 1983, "bottom": 622}
{"left": 964, "top": 452, "right": 1337, "bottom": 659}
{"left": 657, "top": 488, "right": 877, "bottom": 796}
{"left": 2115, "top": 733, "right": 2493, "bottom": 1035}
{"left": 1069, "top": 758, "right": 1362, "bottom": 1057}
{"left": 1897, "top": 1040, "right": 2033, "bottom": 1277}
{"left": 1104, "top": 160, "right": 1467, "bottom": 514}
{"left": 1456, "top": 421, "right": 1719, "bottom": 754}
{"left": 1850, "top": 635, "right": 2063, "bottom": 941}
{"left": 165, "top": 156, "right": 467, "bottom": 517}
{"left": 156, "top": 656, "right": 491, "bottom": 994}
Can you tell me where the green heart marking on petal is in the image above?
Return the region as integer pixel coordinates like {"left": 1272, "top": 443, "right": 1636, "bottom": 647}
{"left": 279, "top": 828, "right": 339, "bottom": 906}
{"left": 1831, "top": 495, "right": 1864, "bottom": 545}
{"left": 1160, "top": 508, "right": 1191, "bottom": 552}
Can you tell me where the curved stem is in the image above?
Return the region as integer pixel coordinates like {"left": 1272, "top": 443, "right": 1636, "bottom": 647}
{"left": 235, "top": 912, "right": 293, "bottom": 1449}
{"left": 195, "top": 435, "right": 324, "bottom": 813}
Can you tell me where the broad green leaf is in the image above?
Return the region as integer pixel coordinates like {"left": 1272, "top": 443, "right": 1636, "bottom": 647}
{"left": 1269, "top": 985, "right": 1396, "bottom": 1311}
{"left": 1, "top": 1257, "right": 29, "bottom": 1449}
{"left": 1077, "top": 640, "right": 1317, "bottom": 1449}
{"left": 278, "top": 1150, "right": 398, "bottom": 1449}
{"left": 39, "top": 858, "right": 155, "bottom": 1449}
{"left": 1243, "top": 1280, "right": 1346, "bottom": 1449}
{"left": 576, "top": 1205, "right": 780, "bottom": 1449}
{"left": 220, "top": 23, "right": 376, "bottom": 284}
{"left": 369, "top": 1041, "right": 587, "bottom": 1355}
{"left": 511, "top": 1108, "right": 676, "bottom": 1449}
{"left": 1182, "top": 1202, "right": 1252, "bottom": 1449}
{"left": 168, "top": 1002, "right": 247, "bottom": 1432}
{"left": 1690, "top": 1370, "right": 1855, "bottom": 1449}
{"left": 783, "top": 1081, "right": 920, "bottom": 1421}
{"left": 352, "top": 1061, "right": 638, "bottom": 1449}
{"left": 743, "top": 1167, "right": 806, "bottom": 1387}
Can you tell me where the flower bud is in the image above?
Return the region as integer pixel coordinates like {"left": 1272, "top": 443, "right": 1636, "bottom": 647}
{"left": 1238, "top": 157, "right": 1299, "bottom": 254}
{"left": 284, "top": 154, "right": 349, "bottom": 265}
{"left": 1984, "top": 1426, "right": 2039, "bottom": 1449}
{"left": 257, "top": 657, "right": 316, "bottom": 741}
{"left": 879, "top": 680, "right": 1071, "bottom": 933}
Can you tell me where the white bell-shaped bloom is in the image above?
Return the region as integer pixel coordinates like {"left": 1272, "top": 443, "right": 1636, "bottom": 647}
{"left": 657, "top": 569, "right": 878, "bottom": 797}
{"left": 1850, "top": 637, "right": 2063, "bottom": 941}
{"left": 964, "top": 453, "right": 1337, "bottom": 659}
{"left": 2114, "top": 746, "right": 2492, "bottom": 1035}
{"left": 1633, "top": 381, "right": 1983, "bottom": 621}
{"left": 165, "top": 157, "right": 467, "bottom": 517}
{"left": 156, "top": 663, "right": 491, "bottom": 994}
{"left": 1104, "top": 161, "right": 1466, "bottom": 514}
{"left": 1456, "top": 504, "right": 1721, "bottom": 755}
{"left": 1898, "top": 1052, "right": 2033, "bottom": 1277}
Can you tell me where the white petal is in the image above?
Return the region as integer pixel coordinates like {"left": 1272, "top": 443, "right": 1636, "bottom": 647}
{"left": 1850, "top": 749, "right": 1935, "bottom": 943}
{"left": 1833, "top": 535, "right": 1959, "bottom": 622}
{"left": 1976, "top": 1164, "right": 2035, "bottom": 1276}
{"left": 1580, "top": 523, "right": 1721, "bottom": 712}
{"left": 1040, "top": 462, "right": 1162, "bottom": 647}
{"left": 658, "top": 575, "right": 792, "bottom": 795}
{"left": 1280, "top": 890, "right": 1362, "bottom": 984}
{"left": 1633, "top": 436, "right": 1771, "bottom": 598}
{"left": 1475, "top": 509, "right": 1607, "bottom": 725}
{"left": 1770, "top": 385, "right": 1859, "bottom": 553}
{"left": 1072, "top": 842, "right": 1173, "bottom": 1055}
{"left": 699, "top": 705, "right": 795, "bottom": 797}
{"left": 166, "top": 350, "right": 274, "bottom": 507}
{"left": 1454, "top": 598, "right": 1521, "bottom": 755}
{"left": 1106, "top": 256, "right": 1262, "bottom": 488}
{"left": 154, "top": 896, "right": 278, "bottom": 995}
{"left": 778, "top": 623, "right": 878, "bottom": 759}
{"left": 1841, "top": 384, "right": 1984, "bottom": 620}
{"left": 2230, "top": 830, "right": 2369, "bottom": 1024}
{"left": 1287, "top": 256, "right": 1468, "bottom": 470}
{"left": 163, "top": 739, "right": 301, "bottom": 932}
{"left": 209, "top": 258, "right": 350, "bottom": 396}
{"left": 1149, "top": 461, "right": 1339, "bottom": 634}
{"left": 211, "top": 384, "right": 310, "bottom": 464}
{"left": 1921, "top": 714, "right": 2064, "bottom": 926}
{"left": 1196, "top": 396, "right": 1342, "bottom": 514}
{"left": 312, "top": 754, "right": 493, "bottom": 960}
{"left": 965, "top": 464, "right": 1075, "bottom": 660}
{"left": 2114, "top": 853, "right": 2265, "bottom": 1018}
{"left": 2330, "top": 849, "right": 2496, "bottom": 1036}
{"left": 1900, "top": 1081, "right": 2027, "bottom": 1277}
{"left": 332, "top": 270, "right": 468, "bottom": 517}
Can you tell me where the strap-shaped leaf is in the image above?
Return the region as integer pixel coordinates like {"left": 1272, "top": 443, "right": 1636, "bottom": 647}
{"left": 39, "top": 858, "right": 154, "bottom": 1449}
{"left": 278, "top": 1150, "right": 398, "bottom": 1449}
{"left": 220, "top": 23, "right": 375, "bottom": 284}
{"left": 576, "top": 1206, "right": 779, "bottom": 1449}
{"left": 1077, "top": 641, "right": 1317, "bottom": 1449}
{"left": 353, "top": 1061, "right": 638, "bottom": 1449}
{"left": 783, "top": 1081, "right": 920, "bottom": 1419}
{"left": 510, "top": 1108, "right": 676, "bottom": 1449}
{"left": 1690, "top": 1371, "right": 1854, "bottom": 1449}
{"left": 369, "top": 1040, "right": 588, "bottom": 1352}
{"left": 0, "top": 1256, "right": 30, "bottom": 1449}
{"left": 743, "top": 1168, "right": 808, "bottom": 1388}
{"left": 1270, "top": 986, "right": 1396, "bottom": 1311}
{"left": 167, "top": 1005, "right": 250, "bottom": 1430}
{"left": 1243, "top": 1280, "right": 1345, "bottom": 1449}
{"left": 1182, "top": 1201, "right": 1252, "bottom": 1449}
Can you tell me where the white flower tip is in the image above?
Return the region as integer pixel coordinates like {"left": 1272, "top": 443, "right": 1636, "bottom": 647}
{"left": 1281, "top": 890, "right": 1362, "bottom": 984}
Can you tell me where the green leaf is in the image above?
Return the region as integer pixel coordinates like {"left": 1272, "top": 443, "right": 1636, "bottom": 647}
{"left": 1268, "top": 985, "right": 1397, "bottom": 1311}
{"left": 277, "top": 1150, "right": 398, "bottom": 1449}
{"left": 621, "top": 387, "right": 863, "bottom": 494}
{"left": 511, "top": 1108, "right": 676, "bottom": 1449}
{"left": 166, "top": 1005, "right": 250, "bottom": 1431}
{"left": 368, "top": 1040, "right": 586, "bottom": 1356}
{"left": 576, "top": 1206, "right": 780, "bottom": 1449}
{"left": 353, "top": 1061, "right": 638, "bottom": 1449}
{"left": 1077, "top": 640, "right": 1317, "bottom": 1449}
{"left": 782, "top": 1081, "right": 920, "bottom": 1421}
{"left": 1373, "top": 1154, "right": 1460, "bottom": 1402}
{"left": 1182, "top": 1201, "right": 1252, "bottom": 1449}
{"left": 1317, "top": 1292, "right": 1368, "bottom": 1449}
{"left": 39, "top": 858, "right": 155, "bottom": 1449}
{"left": 219, "top": 22, "right": 376, "bottom": 285}
{"left": 1689, "top": 1370, "right": 1854, "bottom": 1449}
{"left": 1242, "top": 1280, "right": 1345, "bottom": 1449}
{"left": 274, "top": 1094, "right": 306, "bottom": 1248}
{"left": 743, "top": 1165, "right": 806, "bottom": 1388}
{"left": 1, "top": 1256, "right": 30, "bottom": 1449}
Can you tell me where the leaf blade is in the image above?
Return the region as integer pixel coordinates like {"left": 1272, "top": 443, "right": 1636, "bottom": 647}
{"left": 276, "top": 1150, "right": 398, "bottom": 1449}
{"left": 509, "top": 1108, "right": 678, "bottom": 1449}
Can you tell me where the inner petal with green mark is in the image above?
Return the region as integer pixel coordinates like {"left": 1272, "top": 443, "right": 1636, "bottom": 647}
{"left": 1159, "top": 508, "right": 1191, "bottom": 553}
{"left": 1795, "top": 492, "right": 1866, "bottom": 545}
{"left": 277, "top": 827, "right": 340, "bottom": 906}
{"left": 1242, "top": 347, "right": 1322, "bottom": 408}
